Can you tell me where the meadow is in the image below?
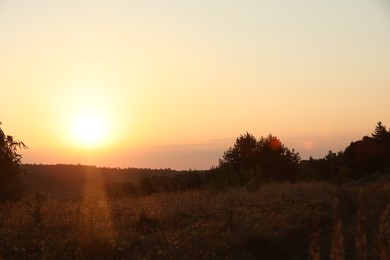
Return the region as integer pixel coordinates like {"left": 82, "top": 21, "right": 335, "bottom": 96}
{"left": 1, "top": 178, "right": 390, "bottom": 259}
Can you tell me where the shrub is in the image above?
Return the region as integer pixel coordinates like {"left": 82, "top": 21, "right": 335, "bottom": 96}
{"left": 0, "top": 122, "right": 27, "bottom": 200}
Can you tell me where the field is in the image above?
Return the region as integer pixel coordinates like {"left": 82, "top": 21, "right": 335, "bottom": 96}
{"left": 1, "top": 178, "right": 390, "bottom": 259}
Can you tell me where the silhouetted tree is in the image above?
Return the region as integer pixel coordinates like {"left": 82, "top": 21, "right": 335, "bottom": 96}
{"left": 220, "top": 132, "right": 258, "bottom": 171}
{"left": 217, "top": 132, "right": 301, "bottom": 184}
{"left": 324, "top": 151, "right": 345, "bottom": 180}
{"left": 302, "top": 150, "right": 347, "bottom": 183}
{"left": 256, "top": 134, "right": 301, "bottom": 181}
{"left": 372, "top": 121, "right": 390, "bottom": 141}
{"left": 344, "top": 122, "right": 390, "bottom": 176}
{"left": 0, "top": 122, "right": 27, "bottom": 200}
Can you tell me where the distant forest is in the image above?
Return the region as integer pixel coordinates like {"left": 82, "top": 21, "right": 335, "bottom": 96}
{"left": 1, "top": 121, "right": 390, "bottom": 199}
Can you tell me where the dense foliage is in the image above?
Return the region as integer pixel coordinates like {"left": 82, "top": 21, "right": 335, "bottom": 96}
{"left": 344, "top": 122, "right": 390, "bottom": 177}
{"left": 213, "top": 133, "right": 301, "bottom": 185}
{"left": 300, "top": 122, "right": 390, "bottom": 183}
{"left": 0, "top": 122, "right": 27, "bottom": 200}
{"left": 211, "top": 122, "right": 390, "bottom": 186}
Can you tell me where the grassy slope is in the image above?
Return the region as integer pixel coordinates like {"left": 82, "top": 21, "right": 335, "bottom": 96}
{"left": 1, "top": 180, "right": 390, "bottom": 259}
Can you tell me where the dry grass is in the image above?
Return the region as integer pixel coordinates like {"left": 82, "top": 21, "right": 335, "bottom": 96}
{"left": 1, "top": 181, "right": 390, "bottom": 259}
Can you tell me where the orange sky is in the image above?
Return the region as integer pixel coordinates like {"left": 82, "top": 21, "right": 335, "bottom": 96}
{"left": 1, "top": 1, "right": 390, "bottom": 169}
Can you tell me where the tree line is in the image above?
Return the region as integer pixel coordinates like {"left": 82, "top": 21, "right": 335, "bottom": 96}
{"left": 1, "top": 121, "right": 390, "bottom": 199}
{"left": 213, "top": 122, "right": 390, "bottom": 185}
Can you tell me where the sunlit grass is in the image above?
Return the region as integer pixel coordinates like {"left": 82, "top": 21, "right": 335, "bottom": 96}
{"left": 81, "top": 170, "right": 115, "bottom": 244}
{"left": 0, "top": 182, "right": 390, "bottom": 259}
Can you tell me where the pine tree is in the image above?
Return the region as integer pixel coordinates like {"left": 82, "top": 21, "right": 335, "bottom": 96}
{"left": 372, "top": 121, "right": 390, "bottom": 141}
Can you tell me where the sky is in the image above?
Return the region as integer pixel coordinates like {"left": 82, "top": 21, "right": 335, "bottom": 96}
{"left": 1, "top": 0, "right": 390, "bottom": 170}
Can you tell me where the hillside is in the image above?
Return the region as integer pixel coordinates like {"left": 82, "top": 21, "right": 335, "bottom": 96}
{"left": 21, "top": 164, "right": 187, "bottom": 197}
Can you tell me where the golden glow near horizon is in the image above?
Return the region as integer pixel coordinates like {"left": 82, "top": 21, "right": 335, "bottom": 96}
{"left": 1, "top": 0, "right": 390, "bottom": 169}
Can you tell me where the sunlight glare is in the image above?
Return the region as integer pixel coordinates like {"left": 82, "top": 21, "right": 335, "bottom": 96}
{"left": 72, "top": 110, "right": 108, "bottom": 148}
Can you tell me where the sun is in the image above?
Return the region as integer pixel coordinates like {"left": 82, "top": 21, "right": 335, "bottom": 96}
{"left": 61, "top": 82, "right": 118, "bottom": 149}
{"left": 72, "top": 110, "right": 108, "bottom": 148}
